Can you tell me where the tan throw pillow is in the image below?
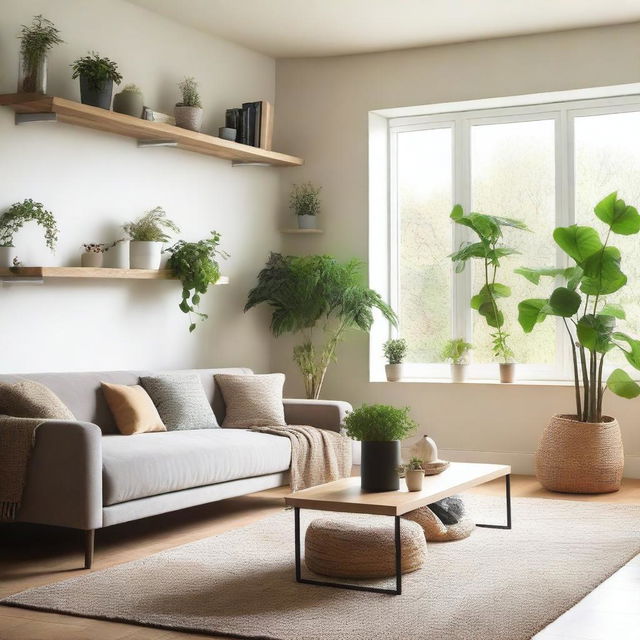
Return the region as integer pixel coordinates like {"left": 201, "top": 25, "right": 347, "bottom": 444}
{"left": 0, "top": 380, "right": 75, "bottom": 420}
{"left": 101, "top": 382, "right": 166, "bottom": 436}
{"left": 215, "top": 373, "right": 287, "bottom": 428}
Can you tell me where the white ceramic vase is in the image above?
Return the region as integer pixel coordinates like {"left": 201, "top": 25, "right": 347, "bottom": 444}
{"left": 106, "top": 240, "right": 130, "bottom": 269}
{"left": 413, "top": 435, "right": 439, "bottom": 464}
{"left": 130, "top": 241, "right": 163, "bottom": 269}
{"left": 0, "top": 246, "right": 15, "bottom": 267}
{"left": 450, "top": 363, "right": 467, "bottom": 382}
{"left": 81, "top": 252, "right": 103, "bottom": 268}
{"left": 297, "top": 214, "right": 317, "bottom": 229}
{"left": 385, "top": 363, "right": 404, "bottom": 382}
{"left": 405, "top": 469, "right": 424, "bottom": 492}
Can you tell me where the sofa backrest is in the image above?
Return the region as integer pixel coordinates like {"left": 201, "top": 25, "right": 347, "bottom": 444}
{"left": 0, "top": 368, "right": 252, "bottom": 434}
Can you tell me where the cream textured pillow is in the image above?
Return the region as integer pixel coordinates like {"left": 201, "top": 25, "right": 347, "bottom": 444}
{"left": 101, "top": 382, "right": 166, "bottom": 436}
{"left": 0, "top": 380, "right": 75, "bottom": 420}
{"left": 215, "top": 373, "right": 286, "bottom": 428}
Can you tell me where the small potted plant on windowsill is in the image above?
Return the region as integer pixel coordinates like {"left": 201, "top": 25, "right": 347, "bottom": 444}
{"left": 290, "top": 182, "right": 321, "bottom": 230}
{"left": 441, "top": 338, "right": 473, "bottom": 382}
{"left": 398, "top": 457, "right": 425, "bottom": 492}
{"left": 175, "top": 76, "right": 203, "bottom": 132}
{"left": 18, "top": 14, "right": 63, "bottom": 94}
{"left": 345, "top": 404, "right": 417, "bottom": 492}
{"left": 123, "top": 207, "right": 180, "bottom": 269}
{"left": 383, "top": 337, "right": 407, "bottom": 381}
{"left": 71, "top": 52, "right": 122, "bottom": 109}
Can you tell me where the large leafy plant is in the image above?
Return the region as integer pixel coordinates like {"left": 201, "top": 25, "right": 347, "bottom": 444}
{"left": 517, "top": 192, "right": 640, "bottom": 422}
{"left": 245, "top": 252, "right": 397, "bottom": 399}
{"left": 450, "top": 205, "right": 528, "bottom": 363}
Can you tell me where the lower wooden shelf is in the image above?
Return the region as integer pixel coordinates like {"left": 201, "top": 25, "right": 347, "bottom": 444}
{"left": 0, "top": 267, "right": 229, "bottom": 283}
{"left": 280, "top": 228, "right": 324, "bottom": 234}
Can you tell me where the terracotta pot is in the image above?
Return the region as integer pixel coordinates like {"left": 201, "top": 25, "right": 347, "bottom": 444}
{"left": 450, "top": 363, "right": 467, "bottom": 382}
{"left": 499, "top": 363, "right": 515, "bottom": 383}
{"left": 405, "top": 469, "right": 424, "bottom": 492}
{"left": 385, "top": 363, "right": 404, "bottom": 382}
{"left": 535, "top": 414, "right": 624, "bottom": 494}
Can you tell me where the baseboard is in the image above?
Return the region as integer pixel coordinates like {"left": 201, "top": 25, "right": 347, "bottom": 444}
{"left": 401, "top": 447, "right": 640, "bottom": 479}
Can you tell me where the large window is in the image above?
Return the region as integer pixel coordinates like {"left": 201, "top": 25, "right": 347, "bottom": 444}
{"left": 377, "top": 90, "right": 640, "bottom": 381}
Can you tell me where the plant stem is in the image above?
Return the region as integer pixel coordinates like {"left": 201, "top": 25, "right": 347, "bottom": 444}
{"left": 596, "top": 352, "right": 605, "bottom": 422}
{"left": 589, "top": 349, "right": 598, "bottom": 422}
{"left": 484, "top": 253, "right": 506, "bottom": 362}
{"left": 563, "top": 318, "right": 581, "bottom": 419}
{"left": 579, "top": 345, "right": 589, "bottom": 422}
{"left": 593, "top": 228, "right": 611, "bottom": 312}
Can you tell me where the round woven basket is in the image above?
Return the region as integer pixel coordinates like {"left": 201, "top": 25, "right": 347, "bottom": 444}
{"left": 535, "top": 414, "right": 624, "bottom": 494}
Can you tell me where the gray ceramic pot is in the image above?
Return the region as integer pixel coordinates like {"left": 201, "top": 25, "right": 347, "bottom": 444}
{"left": 79, "top": 76, "right": 113, "bottom": 110}
{"left": 113, "top": 90, "right": 144, "bottom": 118}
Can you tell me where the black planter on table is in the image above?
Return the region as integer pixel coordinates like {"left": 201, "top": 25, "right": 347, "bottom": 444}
{"left": 361, "top": 440, "right": 401, "bottom": 491}
{"left": 79, "top": 76, "right": 113, "bottom": 110}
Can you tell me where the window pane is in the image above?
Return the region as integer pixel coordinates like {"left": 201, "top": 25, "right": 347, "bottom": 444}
{"left": 397, "top": 128, "right": 452, "bottom": 363}
{"left": 575, "top": 111, "right": 640, "bottom": 367}
{"left": 471, "top": 119, "right": 556, "bottom": 364}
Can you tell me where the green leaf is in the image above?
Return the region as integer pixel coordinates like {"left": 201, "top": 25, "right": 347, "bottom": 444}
{"left": 548, "top": 287, "right": 581, "bottom": 317}
{"left": 577, "top": 314, "right": 616, "bottom": 353}
{"left": 470, "top": 283, "right": 510, "bottom": 310}
{"left": 518, "top": 299, "right": 549, "bottom": 333}
{"left": 607, "top": 368, "right": 640, "bottom": 399}
{"left": 450, "top": 204, "right": 464, "bottom": 221}
{"left": 189, "top": 323, "right": 197, "bottom": 333}
{"left": 600, "top": 303, "right": 626, "bottom": 319}
{"left": 580, "top": 246, "right": 627, "bottom": 295}
{"left": 553, "top": 225, "right": 602, "bottom": 265}
{"left": 478, "top": 301, "right": 504, "bottom": 328}
{"left": 594, "top": 192, "right": 640, "bottom": 235}
{"left": 612, "top": 332, "right": 640, "bottom": 369}
{"left": 566, "top": 266, "right": 584, "bottom": 291}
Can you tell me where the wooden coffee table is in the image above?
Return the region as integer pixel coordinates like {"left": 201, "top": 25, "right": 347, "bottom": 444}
{"left": 285, "top": 461, "right": 511, "bottom": 595}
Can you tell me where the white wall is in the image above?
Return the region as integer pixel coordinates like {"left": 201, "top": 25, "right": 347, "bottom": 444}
{"left": 0, "top": 0, "right": 280, "bottom": 373}
{"left": 274, "top": 23, "right": 640, "bottom": 476}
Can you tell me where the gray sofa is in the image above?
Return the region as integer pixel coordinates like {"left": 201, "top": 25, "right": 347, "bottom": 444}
{"left": 0, "top": 368, "right": 353, "bottom": 569}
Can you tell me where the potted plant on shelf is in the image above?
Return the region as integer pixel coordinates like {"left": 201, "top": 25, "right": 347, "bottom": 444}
{"left": 71, "top": 52, "right": 122, "bottom": 110}
{"left": 174, "top": 77, "right": 203, "bottom": 132}
{"left": 398, "top": 457, "right": 425, "bottom": 492}
{"left": 450, "top": 205, "right": 528, "bottom": 383}
{"left": 245, "top": 253, "right": 397, "bottom": 399}
{"left": 289, "top": 182, "right": 321, "bottom": 230}
{"left": 164, "top": 231, "right": 229, "bottom": 332}
{"left": 345, "top": 404, "right": 417, "bottom": 492}
{"left": 113, "top": 83, "right": 144, "bottom": 118}
{"left": 17, "top": 14, "right": 63, "bottom": 94}
{"left": 383, "top": 338, "right": 407, "bottom": 381}
{"left": 0, "top": 199, "right": 59, "bottom": 267}
{"left": 81, "top": 243, "right": 108, "bottom": 268}
{"left": 441, "top": 338, "right": 473, "bottom": 382}
{"left": 517, "top": 191, "right": 640, "bottom": 494}
{"left": 123, "top": 206, "right": 180, "bottom": 269}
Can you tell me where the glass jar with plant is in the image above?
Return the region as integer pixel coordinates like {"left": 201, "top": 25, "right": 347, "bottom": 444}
{"left": 71, "top": 52, "right": 122, "bottom": 110}
{"left": 175, "top": 76, "right": 203, "bottom": 132}
{"left": 441, "top": 338, "right": 473, "bottom": 383}
{"left": 245, "top": 252, "right": 397, "bottom": 399}
{"left": 113, "top": 83, "right": 144, "bottom": 118}
{"left": 164, "top": 231, "right": 229, "bottom": 332}
{"left": 449, "top": 205, "right": 528, "bottom": 383}
{"left": 398, "top": 457, "right": 425, "bottom": 492}
{"left": 289, "top": 182, "right": 321, "bottom": 230}
{"left": 123, "top": 206, "right": 180, "bottom": 270}
{"left": 18, "top": 14, "right": 63, "bottom": 94}
{"left": 517, "top": 192, "right": 640, "bottom": 494}
{"left": 383, "top": 337, "right": 407, "bottom": 382}
{"left": 345, "top": 404, "right": 417, "bottom": 491}
{"left": 0, "top": 199, "right": 59, "bottom": 267}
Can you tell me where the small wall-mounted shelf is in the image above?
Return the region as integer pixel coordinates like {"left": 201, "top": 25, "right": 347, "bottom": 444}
{"left": 0, "top": 267, "right": 229, "bottom": 283}
{"left": 280, "top": 228, "right": 324, "bottom": 234}
{"left": 0, "top": 94, "right": 303, "bottom": 168}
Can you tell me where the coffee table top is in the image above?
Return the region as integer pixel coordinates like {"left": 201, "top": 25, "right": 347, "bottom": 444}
{"left": 284, "top": 462, "right": 510, "bottom": 516}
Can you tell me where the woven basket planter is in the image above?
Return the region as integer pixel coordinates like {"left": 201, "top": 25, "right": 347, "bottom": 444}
{"left": 535, "top": 414, "right": 624, "bottom": 494}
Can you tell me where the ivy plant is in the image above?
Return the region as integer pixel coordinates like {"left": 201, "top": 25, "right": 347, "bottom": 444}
{"left": 517, "top": 192, "right": 640, "bottom": 423}
{"left": 164, "top": 231, "right": 229, "bottom": 332}
{"left": 0, "top": 199, "right": 59, "bottom": 251}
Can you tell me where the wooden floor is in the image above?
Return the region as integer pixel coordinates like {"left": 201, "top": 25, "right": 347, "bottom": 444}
{"left": 0, "top": 475, "right": 639, "bottom": 640}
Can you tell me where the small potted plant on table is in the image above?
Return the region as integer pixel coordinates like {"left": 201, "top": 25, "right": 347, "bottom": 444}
{"left": 383, "top": 338, "right": 407, "bottom": 381}
{"left": 18, "top": 14, "right": 63, "bottom": 94}
{"left": 71, "top": 52, "right": 122, "bottom": 109}
{"left": 345, "top": 404, "right": 417, "bottom": 492}
{"left": 123, "top": 207, "right": 180, "bottom": 269}
{"left": 175, "top": 77, "right": 203, "bottom": 132}
{"left": 289, "top": 182, "right": 321, "bottom": 230}
{"left": 399, "top": 457, "right": 425, "bottom": 492}
{"left": 441, "top": 338, "right": 473, "bottom": 382}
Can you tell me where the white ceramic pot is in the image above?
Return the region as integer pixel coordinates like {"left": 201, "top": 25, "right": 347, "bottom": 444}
{"left": 174, "top": 106, "right": 203, "bottom": 132}
{"left": 405, "top": 469, "right": 424, "bottom": 492}
{"left": 81, "top": 252, "right": 103, "bottom": 268}
{"left": 500, "top": 363, "right": 516, "bottom": 383}
{"left": 106, "top": 240, "right": 130, "bottom": 269}
{"left": 385, "top": 363, "right": 404, "bottom": 382}
{"left": 130, "top": 241, "right": 163, "bottom": 269}
{"left": 297, "top": 214, "right": 317, "bottom": 229}
{"left": 412, "top": 435, "right": 439, "bottom": 464}
{"left": 0, "top": 246, "right": 15, "bottom": 267}
{"left": 450, "top": 363, "right": 467, "bottom": 382}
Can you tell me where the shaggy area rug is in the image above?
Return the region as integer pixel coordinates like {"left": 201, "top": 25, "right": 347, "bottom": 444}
{"left": 2, "top": 495, "right": 640, "bottom": 640}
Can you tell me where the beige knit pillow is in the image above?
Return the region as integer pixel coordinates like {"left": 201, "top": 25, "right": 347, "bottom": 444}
{"left": 101, "top": 383, "right": 166, "bottom": 436}
{"left": 0, "top": 380, "right": 75, "bottom": 420}
{"left": 215, "top": 373, "right": 286, "bottom": 428}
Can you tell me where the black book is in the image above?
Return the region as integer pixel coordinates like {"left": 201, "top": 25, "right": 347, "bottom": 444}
{"left": 225, "top": 108, "right": 242, "bottom": 143}
{"left": 241, "top": 101, "right": 264, "bottom": 146}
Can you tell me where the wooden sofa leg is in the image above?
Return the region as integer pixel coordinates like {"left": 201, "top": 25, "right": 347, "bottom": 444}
{"left": 84, "top": 529, "right": 95, "bottom": 569}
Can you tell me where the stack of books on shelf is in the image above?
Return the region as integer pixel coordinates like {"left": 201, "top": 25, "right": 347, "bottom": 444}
{"left": 225, "top": 101, "right": 273, "bottom": 149}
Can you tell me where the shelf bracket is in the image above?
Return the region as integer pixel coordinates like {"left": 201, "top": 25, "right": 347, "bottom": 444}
{"left": 137, "top": 139, "right": 178, "bottom": 148}
{"left": 232, "top": 161, "right": 271, "bottom": 167}
{"left": 1, "top": 277, "right": 44, "bottom": 286}
{"left": 15, "top": 113, "right": 57, "bottom": 125}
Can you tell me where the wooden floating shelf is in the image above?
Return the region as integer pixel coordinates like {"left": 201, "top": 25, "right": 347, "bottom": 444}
{"left": 280, "top": 228, "right": 324, "bottom": 234}
{"left": 0, "top": 94, "right": 303, "bottom": 168}
{"left": 0, "top": 267, "right": 229, "bottom": 283}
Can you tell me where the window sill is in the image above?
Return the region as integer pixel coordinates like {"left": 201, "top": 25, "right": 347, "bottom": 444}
{"left": 370, "top": 378, "right": 575, "bottom": 387}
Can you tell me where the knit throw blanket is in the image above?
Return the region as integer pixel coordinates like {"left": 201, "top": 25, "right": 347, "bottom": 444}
{"left": 250, "top": 425, "right": 352, "bottom": 491}
{"left": 0, "top": 415, "right": 42, "bottom": 520}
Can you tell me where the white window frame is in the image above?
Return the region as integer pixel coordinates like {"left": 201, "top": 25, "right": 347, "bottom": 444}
{"left": 369, "top": 85, "right": 640, "bottom": 383}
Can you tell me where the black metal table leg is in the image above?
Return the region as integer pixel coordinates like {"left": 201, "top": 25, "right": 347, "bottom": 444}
{"left": 477, "top": 473, "right": 512, "bottom": 530}
{"left": 294, "top": 507, "right": 302, "bottom": 582}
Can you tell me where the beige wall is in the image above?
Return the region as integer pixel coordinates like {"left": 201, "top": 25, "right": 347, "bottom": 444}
{"left": 274, "top": 22, "right": 640, "bottom": 476}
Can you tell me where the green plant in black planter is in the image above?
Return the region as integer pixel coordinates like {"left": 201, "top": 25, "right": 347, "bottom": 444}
{"left": 345, "top": 404, "right": 417, "bottom": 492}
{"left": 164, "top": 231, "right": 229, "bottom": 332}
{"left": 71, "top": 52, "right": 122, "bottom": 110}
{"left": 18, "top": 14, "right": 63, "bottom": 94}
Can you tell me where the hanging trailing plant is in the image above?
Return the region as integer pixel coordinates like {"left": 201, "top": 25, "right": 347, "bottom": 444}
{"left": 164, "top": 231, "right": 229, "bottom": 332}
{"left": 0, "top": 199, "right": 59, "bottom": 251}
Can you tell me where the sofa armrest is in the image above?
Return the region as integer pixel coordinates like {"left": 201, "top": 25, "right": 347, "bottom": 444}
{"left": 18, "top": 420, "right": 103, "bottom": 530}
{"left": 283, "top": 399, "right": 352, "bottom": 433}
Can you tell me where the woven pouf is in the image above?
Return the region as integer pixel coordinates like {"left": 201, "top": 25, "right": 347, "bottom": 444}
{"left": 403, "top": 507, "right": 475, "bottom": 542}
{"left": 304, "top": 516, "right": 427, "bottom": 579}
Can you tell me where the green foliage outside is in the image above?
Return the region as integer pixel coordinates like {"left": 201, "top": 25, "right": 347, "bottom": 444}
{"left": 165, "top": 231, "right": 229, "bottom": 332}
{"left": 177, "top": 77, "right": 201, "bottom": 108}
{"left": 123, "top": 207, "right": 180, "bottom": 243}
{"left": 383, "top": 338, "right": 407, "bottom": 364}
{"left": 344, "top": 404, "right": 417, "bottom": 442}
{"left": 517, "top": 192, "right": 640, "bottom": 422}
{"left": 245, "top": 252, "right": 397, "bottom": 399}
{"left": 19, "top": 14, "right": 63, "bottom": 91}
{"left": 440, "top": 338, "right": 473, "bottom": 364}
{"left": 289, "top": 182, "right": 321, "bottom": 217}
{"left": 71, "top": 52, "right": 122, "bottom": 90}
{"left": 0, "top": 199, "right": 59, "bottom": 251}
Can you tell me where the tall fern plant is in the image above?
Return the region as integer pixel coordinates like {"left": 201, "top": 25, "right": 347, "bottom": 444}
{"left": 245, "top": 252, "right": 397, "bottom": 399}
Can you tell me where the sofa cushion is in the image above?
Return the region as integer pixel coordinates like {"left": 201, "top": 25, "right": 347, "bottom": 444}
{"left": 101, "top": 383, "right": 166, "bottom": 435}
{"left": 0, "top": 380, "right": 75, "bottom": 420}
{"left": 101, "top": 429, "right": 291, "bottom": 505}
